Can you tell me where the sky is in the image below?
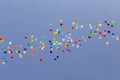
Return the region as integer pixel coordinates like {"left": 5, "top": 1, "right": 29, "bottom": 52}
{"left": 0, "top": 0, "right": 120, "bottom": 80}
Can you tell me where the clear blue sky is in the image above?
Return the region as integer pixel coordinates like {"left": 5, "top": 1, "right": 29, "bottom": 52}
{"left": 0, "top": 0, "right": 120, "bottom": 80}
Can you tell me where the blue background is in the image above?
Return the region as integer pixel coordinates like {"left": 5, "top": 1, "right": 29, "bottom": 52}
{"left": 0, "top": 0, "right": 120, "bottom": 80}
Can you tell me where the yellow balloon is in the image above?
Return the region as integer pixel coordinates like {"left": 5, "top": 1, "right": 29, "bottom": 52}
{"left": 2, "top": 61, "right": 5, "bottom": 65}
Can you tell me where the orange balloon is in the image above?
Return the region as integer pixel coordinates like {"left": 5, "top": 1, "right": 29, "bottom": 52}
{"left": 74, "top": 18, "right": 77, "bottom": 23}
{"left": 14, "top": 45, "right": 17, "bottom": 49}
{"left": 64, "top": 28, "right": 67, "bottom": 31}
